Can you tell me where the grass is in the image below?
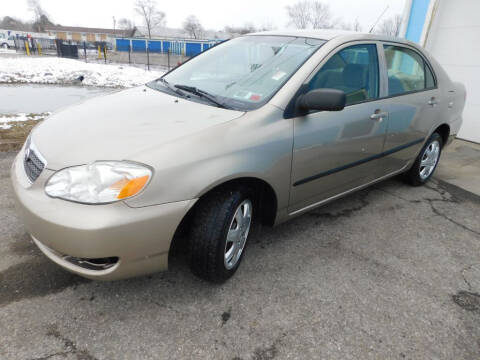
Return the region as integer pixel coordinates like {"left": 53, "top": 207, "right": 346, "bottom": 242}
{"left": 0, "top": 119, "right": 42, "bottom": 152}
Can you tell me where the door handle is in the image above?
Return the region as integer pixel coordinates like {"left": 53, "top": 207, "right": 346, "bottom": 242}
{"left": 428, "top": 97, "right": 439, "bottom": 106}
{"left": 370, "top": 110, "right": 388, "bottom": 121}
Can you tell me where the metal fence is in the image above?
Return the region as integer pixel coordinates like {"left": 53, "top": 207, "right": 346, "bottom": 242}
{"left": 9, "top": 36, "right": 222, "bottom": 72}
{"left": 13, "top": 36, "right": 57, "bottom": 56}
{"left": 113, "top": 38, "right": 221, "bottom": 70}
{"left": 115, "top": 38, "right": 218, "bottom": 56}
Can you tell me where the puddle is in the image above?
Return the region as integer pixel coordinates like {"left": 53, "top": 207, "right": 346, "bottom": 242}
{"left": 0, "top": 84, "right": 115, "bottom": 114}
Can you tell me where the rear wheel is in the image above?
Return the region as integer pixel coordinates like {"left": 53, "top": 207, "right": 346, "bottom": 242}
{"left": 404, "top": 132, "right": 443, "bottom": 186}
{"left": 188, "top": 187, "right": 254, "bottom": 283}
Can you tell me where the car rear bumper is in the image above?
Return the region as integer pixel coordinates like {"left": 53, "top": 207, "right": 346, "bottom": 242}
{"left": 11, "top": 151, "right": 197, "bottom": 281}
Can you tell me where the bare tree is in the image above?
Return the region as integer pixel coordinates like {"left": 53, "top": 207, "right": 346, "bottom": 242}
{"left": 134, "top": 0, "right": 166, "bottom": 39}
{"left": 183, "top": 15, "right": 203, "bottom": 39}
{"left": 258, "top": 20, "right": 276, "bottom": 32}
{"left": 224, "top": 23, "right": 257, "bottom": 35}
{"left": 286, "top": 0, "right": 335, "bottom": 29}
{"left": 118, "top": 18, "right": 136, "bottom": 37}
{"left": 27, "top": 0, "right": 54, "bottom": 32}
{"left": 376, "top": 14, "right": 402, "bottom": 37}
{"left": 286, "top": 0, "right": 311, "bottom": 29}
{"left": 0, "top": 16, "right": 32, "bottom": 31}
{"left": 351, "top": 18, "right": 362, "bottom": 32}
{"left": 340, "top": 17, "right": 362, "bottom": 32}
{"left": 118, "top": 18, "right": 134, "bottom": 30}
{"left": 310, "top": 1, "right": 334, "bottom": 29}
{"left": 27, "top": 0, "right": 47, "bottom": 22}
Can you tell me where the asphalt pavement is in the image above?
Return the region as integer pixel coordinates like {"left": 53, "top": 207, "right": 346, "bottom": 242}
{"left": 1, "top": 150, "right": 479, "bottom": 360}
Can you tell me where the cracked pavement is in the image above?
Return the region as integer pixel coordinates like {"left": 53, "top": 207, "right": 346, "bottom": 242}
{"left": 1, "top": 151, "right": 480, "bottom": 359}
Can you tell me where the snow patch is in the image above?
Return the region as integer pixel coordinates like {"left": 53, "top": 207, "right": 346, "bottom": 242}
{"left": 0, "top": 112, "right": 51, "bottom": 129}
{"left": 0, "top": 57, "right": 163, "bottom": 88}
{"left": 0, "top": 48, "right": 16, "bottom": 54}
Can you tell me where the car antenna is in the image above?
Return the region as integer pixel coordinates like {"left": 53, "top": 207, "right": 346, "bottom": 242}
{"left": 369, "top": 5, "right": 389, "bottom": 33}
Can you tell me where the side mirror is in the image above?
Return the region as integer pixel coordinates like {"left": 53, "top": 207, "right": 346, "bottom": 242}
{"left": 298, "top": 88, "right": 346, "bottom": 112}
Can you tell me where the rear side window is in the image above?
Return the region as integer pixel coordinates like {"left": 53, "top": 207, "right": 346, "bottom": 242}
{"left": 384, "top": 45, "right": 436, "bottom": 96}
{"left": 308, "top": 44, "right": 379, "bottom": 106}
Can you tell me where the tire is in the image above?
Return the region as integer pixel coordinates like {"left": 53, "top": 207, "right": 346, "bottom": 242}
{"left": 404, "top": 132, "right": 443, "bottom": 186}
{"left": 1, "top": 43, "right": 8, "bottom": 49}
{"left": 189, "top": 186, "right": 254, "bottom": 283}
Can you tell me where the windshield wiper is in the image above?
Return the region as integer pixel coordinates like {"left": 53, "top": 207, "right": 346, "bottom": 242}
{"left": 158, "top": 78, "right": 187, "bottom": 97}
{"left": 174, "top": 84, "right": 231, "bottom": 109}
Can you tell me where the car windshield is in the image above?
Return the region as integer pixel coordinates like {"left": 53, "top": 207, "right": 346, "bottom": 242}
{"left": 148, "top": 36, "right": 325, "bottom": 111}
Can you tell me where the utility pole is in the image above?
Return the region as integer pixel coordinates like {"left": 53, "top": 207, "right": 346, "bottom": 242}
{"left": 113, "top": 16, "right": 116, "bottom": 36}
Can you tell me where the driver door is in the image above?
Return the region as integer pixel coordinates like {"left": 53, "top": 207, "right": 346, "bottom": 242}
{"left": 289, "top": 42, "right": 389, "bottom": 213}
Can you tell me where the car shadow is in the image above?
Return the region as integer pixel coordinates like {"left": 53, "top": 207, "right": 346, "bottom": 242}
{"left": 2, "top": 176, "right": 413, "bottom": 308}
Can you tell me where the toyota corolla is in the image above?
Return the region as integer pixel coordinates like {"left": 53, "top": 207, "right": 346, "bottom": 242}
{"left": 11, "top": 30, "right": 465, "bottom": 283}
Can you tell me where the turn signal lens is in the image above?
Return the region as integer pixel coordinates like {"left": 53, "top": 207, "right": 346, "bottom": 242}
{"left": 117, "top": 175, "right": 149, "bottom": 199}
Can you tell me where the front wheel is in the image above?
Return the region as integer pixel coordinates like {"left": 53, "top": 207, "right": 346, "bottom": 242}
{"left": 404, "top": 132, "right": 443, "bottom": 186}
{"left": 188, "top": 187, "right": 254, "bottom": 283}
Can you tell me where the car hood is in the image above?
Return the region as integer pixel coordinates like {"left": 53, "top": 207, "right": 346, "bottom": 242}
{"left": 32, "top": 86, "right": 245, "bottom": 170}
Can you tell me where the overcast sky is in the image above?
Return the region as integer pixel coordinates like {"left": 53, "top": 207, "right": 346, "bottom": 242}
{"left": 2, "top": 0, "right": 405, "bottom": 32}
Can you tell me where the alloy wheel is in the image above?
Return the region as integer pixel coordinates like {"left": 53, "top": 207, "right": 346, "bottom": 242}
{"left": 419, "top": 140, "right": 440, "bottom": 180}
{"left": 224, "top": 199, "right": 252, "bottom": 270}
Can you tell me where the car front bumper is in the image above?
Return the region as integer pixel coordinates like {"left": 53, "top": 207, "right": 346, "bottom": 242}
{"left": 11, "top": 150, "right": 197, "bottom": 281}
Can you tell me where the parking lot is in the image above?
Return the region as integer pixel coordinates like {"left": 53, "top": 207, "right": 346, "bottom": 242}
{"left": 1, "top": 150, "right": 479, "bottom": 359}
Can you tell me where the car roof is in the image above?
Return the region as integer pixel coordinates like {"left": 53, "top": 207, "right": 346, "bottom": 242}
{"left": 248, "top": 29, "right": 417, "bottom": 47}
{"left": 249, "top": 29, "right": 357, "bottom": 40}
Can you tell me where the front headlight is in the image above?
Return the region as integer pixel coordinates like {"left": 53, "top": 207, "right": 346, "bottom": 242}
{"left": 45, "top": 161, "right": 152, "bottom": 204}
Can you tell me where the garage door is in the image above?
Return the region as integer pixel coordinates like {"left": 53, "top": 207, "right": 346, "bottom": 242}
{"left": 425, "top": 0, "right": 480, "bottom": 143}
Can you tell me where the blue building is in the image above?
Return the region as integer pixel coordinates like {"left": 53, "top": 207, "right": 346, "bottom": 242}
{"left": 115, "top": 38, "right": 220, "bottom": 57}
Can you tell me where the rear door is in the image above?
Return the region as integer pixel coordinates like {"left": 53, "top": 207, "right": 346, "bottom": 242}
{"left": 379, "top": 44, "right": 442, "bottom": 173}
{"left": 289, "top": 42, "right": 390, "bottom": 213}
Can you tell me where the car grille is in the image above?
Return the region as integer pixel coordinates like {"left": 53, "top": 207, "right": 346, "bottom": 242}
{"left": 24, "top": 146, "right": 45, "bottom": 183}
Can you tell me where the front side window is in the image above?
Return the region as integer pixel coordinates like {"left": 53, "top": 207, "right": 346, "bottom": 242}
{"left": 384, "top": 45, "right": 435, "bottom": 96}
{"left": 308, "top": 44, "right": 379, "bottom": 106}
{"left": 149, "top": 36, "right": 325, "bottom": 111}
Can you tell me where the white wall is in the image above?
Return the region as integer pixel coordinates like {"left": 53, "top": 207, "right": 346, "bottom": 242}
{"left": 425, "top": 0, "right": 480, "bottom": 143}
